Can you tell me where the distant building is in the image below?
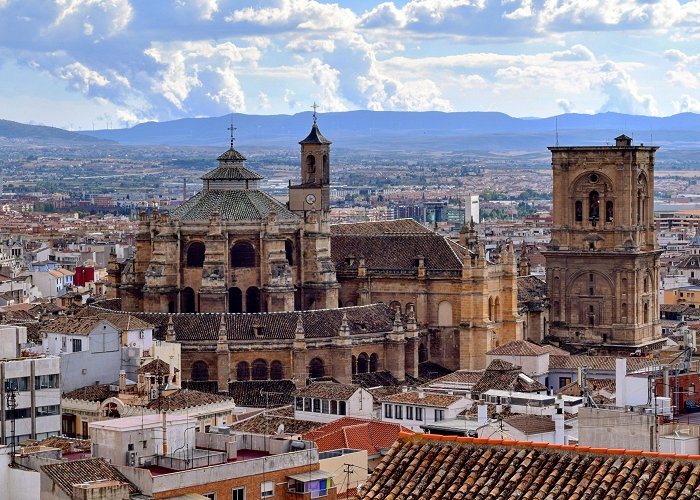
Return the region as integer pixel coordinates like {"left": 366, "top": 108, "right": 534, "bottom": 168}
{"left": 293, "top": 382, "right": 373, "bottom": 423}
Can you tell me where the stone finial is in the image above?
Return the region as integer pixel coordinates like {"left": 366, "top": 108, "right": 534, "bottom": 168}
{"left": 166, "top": 315, "right": 176, "bottom": 342}
{"left": 208, "top": 210, "right": 222, "bottom": 236}
{"left": 339, "top": 312, "right": 351, "bottom": 337}
{"left": 406, "top": 307, "right": 418, "bottom": 334}
{"left": 295, "top": 314, "right": 305, "bottom": 341}
{"left": 393, "top": 309, "right": 404, "bottom": 333}
{"left": 251, "top": 316, "right": 262, "bottom": 338}
{"left": 216, "top": 316, "right": 228, "bottom": 352}
{"left": 357, "top": 255, "right": 366, "bottom": 278}
{"left": 416, "top": 255, "right": 425, "bottom": 278}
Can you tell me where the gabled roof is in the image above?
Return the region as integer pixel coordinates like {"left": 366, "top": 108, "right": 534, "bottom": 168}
{"left": 302, "top": 417, "right": 414, "bottom": 455}
{"left": 41, "top": 458, "right": 138, "bottom": 496}
{"left": 331, "top": 218, "right": 432, "bottom": 236}
{"left": 137, "top": 358, "right": 172, "bottom": 375}
{"left": 548, "top": 355, "right": 658, "bottom": 372}
{"left": 503, "top": 414, "right": 560, "bottom": 435}
{"left": 62, "top": 384, "right": 116, "bottom": 401}
{"left": 360, "top": 434, "right": 700, "bottom": 499}
{"left": 146, "top": 389, "right": 234, "bottom": 411}
{"left": 41, "top": 316, "right": 114, "bottom": 336}
{"left": 295, "top": 382, "right": 361, "bottom": 400}
{"left": 228, "top": 380, "right": 296, "bottom": 407}
{"left": 76, "top": 309, "right": 153, "bottom": 331}
{"left": 487, "top": 339, "right": 550, "bottom": 356}
{"left": 471, "top": 359, "right": 547, "bottom": 396}
{"left": 379, "top": 390, "right": 465, "bottom": 408}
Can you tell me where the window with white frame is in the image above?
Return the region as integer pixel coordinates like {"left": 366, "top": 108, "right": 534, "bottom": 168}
{"left": 395, "top": 404, "right": 403, "bottom": 419}
{"left": 232, "top": 486, "right": 245, "bottom": 500}
{"left": 71, "top": 338, "right": 82, "bottom": 353}
{"left": 261, "top": 480, "right": 274, "bottom": 498}
{"left": 202, "top": 493, "right": 216, "bottom": 500}
{"left": 416, "top": 407, "right": 423, "bottom": 421}
{"left": 406, "top": 406, "right": 413, "bottom": 420}
{"left": 434, "top": 409, "right": 445, "bottom": 421}
{"left": 384, "top": 404, "right": 392, "bottom": 419}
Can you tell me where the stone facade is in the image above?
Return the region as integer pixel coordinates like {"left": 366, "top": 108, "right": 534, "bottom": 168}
{"left": 544, "top": 135, "right": 663, "bottom": 351}
{"left": 106, "top": 120, "right": 523, "bottom": 387}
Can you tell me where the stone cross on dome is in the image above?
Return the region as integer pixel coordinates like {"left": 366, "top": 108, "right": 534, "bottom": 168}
{"left": 227, "top": 117, "right": 237, "bottom": 149}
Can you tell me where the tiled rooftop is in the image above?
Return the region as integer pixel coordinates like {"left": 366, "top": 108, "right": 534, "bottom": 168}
{"left": 41, "top": 316, "right": 109, "bottom": 336}
{"left": 146, "top": 389, "right": 234, "bottom": 411}
{"left": 228, "top": 380, "right": 296, "bottom": 408}
{"left": 87, "top": 302, "right": 395, "bottom": 341}
{"left": 360, "top": 434, "right": 700, "bottom": 499}
{"left": 471, "top": 359, "right": 547, "bottom": 396}
{"left": 295, "top": 382, "right": 360, "bottom": 400}
{"left": 63, "top": 384, "right": 116, "bottom": 401}
{"left": 41, "top": 458, "right": 138, "bottom": 496}
{"left": 487, "top": 339, "right": 551, "bottom": 356}
{"left": 380, "top": 390, "right": 465, "bottom": 408}
{"left": 76, "top": 309, "right": 153, "bottom": 331}
{"left": 302, "top": 417, "right": 414, "bottom": 455}
{"left": 137, "top": 358, "right": 172, "bottom": 375}
{"left": 230, "top": 406, "right": 320, "bottom": 434}
{"left": 548, "top": 355, "right": 659, "bottom": 372}
{"left": 170, "top": 189, "right": 298, "bottom": 222}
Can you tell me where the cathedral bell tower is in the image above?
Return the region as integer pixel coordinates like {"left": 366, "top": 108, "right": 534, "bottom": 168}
{"left": 288, "top": 105, "right": 339, "bottom": 310}
{"left": 289, "top": 103, "right": 331, "bottom": 216}
{"left": 543, "top": 135, "right": 663, "bottom": 352}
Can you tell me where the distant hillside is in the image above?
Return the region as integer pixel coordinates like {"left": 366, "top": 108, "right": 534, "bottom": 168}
{"left": 0, "top": 119, "right": 111, "bottom": 144}
{"left": 79, "top": 111, "right": 700, "bottom": 153}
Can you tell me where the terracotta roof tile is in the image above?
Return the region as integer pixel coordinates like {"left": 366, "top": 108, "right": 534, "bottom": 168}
{"left": 380, "top": 390, "right": 465, "bottom": 408}
{"left": 171, "top": 190, "right": 298, "bottom": 222}
{"left": 295, "top": 382, "right": 361, "bottom": 400}
{"left": 41, "top": 316, "right": 111, "bottom": 336}
{"left": 63, "top": 384, "right": 116, "bottom": 401}
{"left": 360, "top": 436, "right": 700, "bottom": 499}
{"left": 302, "top": 417, "right": 414, "bottom": 455}
{"left": 137, "top": 358, "right": 172, "bottom": 375}
{"left": 230, "top": 406, "right": 320, "bottom": 434}
{"left": 471, "top": 359, "right": 547, "bottom": 396}
{"left": 487, "top": 339, "right": 551, "bottom": 356}
{"left": 227, "top": 380, "right": 296, "bottom": 407}
{"left": 41, "top": 458, "right": 138, "bottom": 496}
{"left": 146, "top": 389, "right": 234, "bottom": 411}
{"left": 548, "top": 355, "right": 659, "bottom": 372}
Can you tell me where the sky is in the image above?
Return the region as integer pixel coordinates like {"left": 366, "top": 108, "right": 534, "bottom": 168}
{"left": 1, "top": 0, "right": 700, "bottom": 130}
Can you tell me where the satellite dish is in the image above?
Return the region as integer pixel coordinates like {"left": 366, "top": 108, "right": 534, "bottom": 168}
{"left": 276, "top": 423, "right": 285, "bottom": 435}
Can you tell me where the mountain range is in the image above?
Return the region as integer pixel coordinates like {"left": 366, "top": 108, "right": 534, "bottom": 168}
{"left": 2, "top": 111, "right": 700, "bottom": 154}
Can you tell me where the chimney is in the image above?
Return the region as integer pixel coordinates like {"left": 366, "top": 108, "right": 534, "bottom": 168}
{"left": 615, "top": 358, "right": 627, "bottom": 407}
{"left": 477, "top": 404, "right": 488, "bottom": 426}
{"left": 662, "top": 366, "right": 670, "bottom": 398}
{"left": 553, "top": 396, "right": 565, "bottom": 445}
{"left": 417, "top": 388, "right": 425, "bottom": 399}
{"left": 402, "top": 386, "right": 408, "bottom": 393}
{"left": 118, "top": 370, "right": 126, "bottom": 393}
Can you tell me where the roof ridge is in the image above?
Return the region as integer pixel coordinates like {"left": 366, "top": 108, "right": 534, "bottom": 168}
{"left": 396, "top": 432, "right": 700, "bottom": 461}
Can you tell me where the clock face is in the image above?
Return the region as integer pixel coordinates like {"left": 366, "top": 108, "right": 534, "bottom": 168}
{"left": 306, "top": 194, "right": 317, "bottom": 205}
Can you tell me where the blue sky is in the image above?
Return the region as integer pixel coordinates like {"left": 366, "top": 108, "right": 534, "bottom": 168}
{"left": 1, "top": 0, "right": 700, "bottom": 130}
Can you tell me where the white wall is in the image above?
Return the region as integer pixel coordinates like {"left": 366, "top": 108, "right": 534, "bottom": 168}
{"left": 0, "top": 446, "right": 41, "bottom": 500}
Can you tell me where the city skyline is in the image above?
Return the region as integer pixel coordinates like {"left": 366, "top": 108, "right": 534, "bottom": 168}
{"left": 1, "top": 0, "right": 700, "bottom": 130}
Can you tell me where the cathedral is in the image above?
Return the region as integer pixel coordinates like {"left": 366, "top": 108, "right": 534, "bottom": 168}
{"left": 105, "top": 116, "right": 523, "bottom": 388}
{"left": 544, "top": 134, "right": 663, "bottom": 353}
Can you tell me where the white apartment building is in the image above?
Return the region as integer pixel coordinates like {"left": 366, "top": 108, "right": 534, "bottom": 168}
{"left": 379, "top": 388, "right": 471, "bottom": 432}
{"left": 0, "top": 325, "right": 61, "bottom": 444}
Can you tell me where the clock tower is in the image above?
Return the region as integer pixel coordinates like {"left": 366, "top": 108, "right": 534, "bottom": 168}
{"left": 289, "top": 105, "right": 331, "bottom": 215}
{"left": 289, "top": 106, "right": 339, "bottom": 310}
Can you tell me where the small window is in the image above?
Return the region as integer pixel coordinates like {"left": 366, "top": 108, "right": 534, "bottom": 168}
{"left": 339, "top": 401, "right": 346, "bottom": 415}
{"left": 322, "top": 399, "right": 329, "bottom": 414}
{"left": 143, "top": 440, "right": 147, "bottom": 449}
{"left": 434, "top": 409, "right": 445, "bottom": 421}
{"left": 261, "top": 480, "right": 274, "bottom": 498}
{"left": 575, "top": 200, "right": 583, "bottom": 222}
{"left": 202, "top": 493, "right": 216, "bottom": 500}
{"left": 384, "top": 404, "right": 393, "bottom": 419}
{"left": 295, "top": 397, "right": 303, "bottom": 411}
{"left": 313, "top": 398, "right": 321, "bottom": 413}
{"left": 71, "top": 338, "right": 82, "bottom": 353}
{"left": 232, "top": 487, "right": 245, "bottom": 500}
{"left": 127, "top": 443, "right": 134, "bottom": 451}
{"left": 416, "top": 407, "right": 423, "bottom": 421}
{"left": 406, "top": 406, "right": 413, "bottom": 420}
{"left": 395, "top": 405, "right": 403, "bottom": 420}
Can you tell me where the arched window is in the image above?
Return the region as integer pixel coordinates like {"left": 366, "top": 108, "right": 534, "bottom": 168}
{"left": 306, "top": 154, "right": 316, "bottom": 176}
{"left": 229, "top": 287, "right": 242, "bottom": 313}
{"left": 418, "top": 343, "right": 428, "bottom": 363}
{"left": 252, "top": 359, "right": 269, "bottom": 380}
{"left": 186, "top": 241, "right": 205, "bottom": 267}
{"left": 323, "top": 154, "right": 329, "bottom": 183}
{"left": 246, "top": 287, "right": 260, "bottom": 313}
{"left": 231, "top": 241, "right": 256, "bottom": 268}
{"left": 191, "top": 361, "right": 209, "bottom": 381}
{"left": 236, "top": 361, "right": 250, "bottom": 381}
{"left": 182, "top": 287, "right": 196, "bottom": 313}
{"left": 270, "top": 360, "right": 284, "bottom": 380}
{"left": 438, "top": 300, "right": 452, "bottom": 327}
{"left": 369, "top": 353, "right": 379, "bottom": 373}
{"left": 488, "top": 297, "right": 494, "bottom": 321}
{"left": 285, "top": 240, "right": 294, "bottom": 266}
{"left": 644, "top": 303, "right": 649, "bottom": 323}
{"left": 588, "top": 305, "right": 595, "bottom": 326}
{"left": 494, "top": 297, "right": 501, "bottom": 322}
{"left": 575, "top": 200, "right": 583, "bottom": 222}
{"left": 309, "top": 358, "right": 325, "bottom": 379}
{"left": 351, "top": 355, "right": 357, "bottom": 375}
{"left": 357, "top": 353, "right": 369, "bottom": 374}
{"left": 605, "top": 201, "right": 614, "bottom": 223}
{"left": 644, "top": 276, "right": 649, "bottom": 293}
{"left": 589, "top": 191, "right": 600, "bottom": 225}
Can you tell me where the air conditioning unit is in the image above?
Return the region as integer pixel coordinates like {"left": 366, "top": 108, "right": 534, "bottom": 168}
{"left": 126, "top": 451, "right": 137, "bottom": 466}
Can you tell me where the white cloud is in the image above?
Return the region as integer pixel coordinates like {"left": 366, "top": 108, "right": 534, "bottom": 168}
{"left": 226, "top": 0, "right": 357, "bottom": 31}
{"left": 56, "top": 61, "right": 109, "bottom": 94}
{"left": 388, "top": 79, "right": 452, "bottom": 111}
{"left": 52, "top": 0, "right": 133, "bottom": 35}
{"left": 557, "top": 98, "right": 574, "bottom": 112}
{"left": 674, "top": 94, "right": 700, "bottom": 112}
{"left": 257, "top": 91, "right": 270, "bottom": 110}
{"left": 309, "top": 57, "right": 347, "bottom": 111}
{"left": 597, "top": 61, "right": 657, "bottom": 115}
{"left": 286, "top": 37, "right": 335, "bottom": 53}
